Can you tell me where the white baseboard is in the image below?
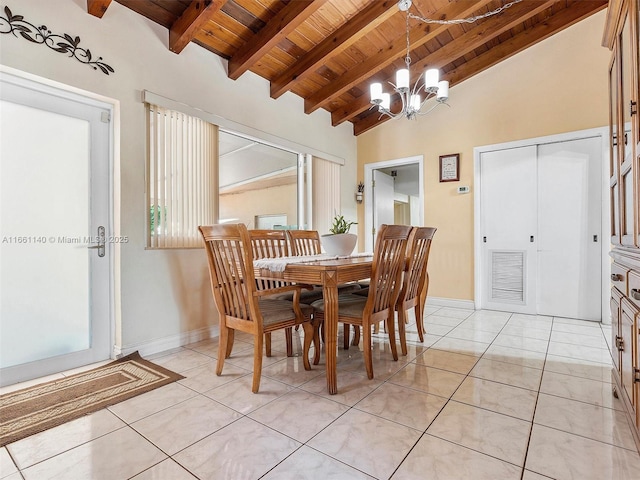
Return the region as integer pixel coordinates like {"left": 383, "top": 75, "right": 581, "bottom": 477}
{"left": 427, "top": 296, "right": 475, "bottom": 310}
{"left": 113, "top": 325, "right": 220, "bottom": 359}
{"left": 112, "top": 298, "right": 474, "bottom": 359}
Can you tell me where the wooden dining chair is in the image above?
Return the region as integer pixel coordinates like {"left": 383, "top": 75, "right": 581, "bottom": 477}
{"left": 311, "top": 224, "right": 412, "bottom": 379}
{"left": 396, "top": 227, "right": 437, "bottom": 355}
{"left": 200, "top": 224, "right": 315, "bottom": 393}
{"left": 287, "top": 229, "right": 362, "bottom": 350}
{"left": 248, "top": 229, "right": 307, "bottom": 358}
{"left": 286, "top": 229, "right": 322, "bottom": 256}
{"left": 286, "top": 229, "right": 361, "bottom": 298}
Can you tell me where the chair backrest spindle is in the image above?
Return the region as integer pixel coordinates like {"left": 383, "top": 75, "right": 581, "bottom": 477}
{"left": 367, "top": 224, "right": 413, "bottom": 314}
{"left": 248, "top": 229, "right": 289, "bottom": 291}
{"left": 200, "top": 224, "right": 259, "bottom": 325}
{"left": 287, "top": 230, "right": 322, "bottom": 256}
{"left": 400, "top": 227, "right": 437, "bottom": 306}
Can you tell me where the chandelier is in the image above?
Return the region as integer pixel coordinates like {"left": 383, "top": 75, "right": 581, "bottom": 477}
{"left": 369, "top": 0, "right": 522, "bottom": 120}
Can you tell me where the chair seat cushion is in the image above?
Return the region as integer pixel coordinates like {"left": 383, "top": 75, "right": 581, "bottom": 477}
{"left": 311, "top": 294, "right": 367, "bottom": 318}
{"left": 271, "top": 283, "right": 361, "bottom": 304}
{"left": 258, "top": 299, "right": 312, "bottom": 326}
{"left": 352, "top": 287, "right": 369, "bottom": 297}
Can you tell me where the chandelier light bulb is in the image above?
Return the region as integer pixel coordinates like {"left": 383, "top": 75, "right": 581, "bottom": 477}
{"left": 370, "top": 82, "right": 383, "bottom": 104}
{"left": 424, "top": 68, "right": 439, "bottom": 92}
{"left": 410, "top": 94, "right": 421, "bottom": 110}
{"left": 396, "top": 69, "right": 410, "bottom": 91}
{"left": 437, "top": 81, "right": 449, "bottom": 101}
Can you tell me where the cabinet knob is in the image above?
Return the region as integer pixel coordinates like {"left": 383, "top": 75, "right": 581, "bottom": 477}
{"left": 631, "top": 289, "right": 640, "bottom": 301}
{"left": 611, "top": 273, "right": 624, "bottom": 282}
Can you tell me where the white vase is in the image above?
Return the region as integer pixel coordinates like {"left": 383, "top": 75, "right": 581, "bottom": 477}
{"left": 320, "top": 233, "right": 357, "bottom": 256}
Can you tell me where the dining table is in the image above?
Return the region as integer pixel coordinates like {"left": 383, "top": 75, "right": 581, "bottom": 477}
{"left": 254, "top": 253, "right": 373, "bottom": 395}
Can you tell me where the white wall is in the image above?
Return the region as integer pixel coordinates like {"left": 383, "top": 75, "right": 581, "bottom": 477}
{"left": 0, "top": 0, "right": 357, "bottom": 354}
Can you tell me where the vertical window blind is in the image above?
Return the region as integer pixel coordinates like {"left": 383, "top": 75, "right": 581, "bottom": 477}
{"left": 147, "top": 104, "right": 218, "bottom": 248}
{"left": 312, "top": 156, "right": 341, "bottom": 235}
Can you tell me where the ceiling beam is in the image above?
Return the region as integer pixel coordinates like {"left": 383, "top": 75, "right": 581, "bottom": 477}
{"left": 303, "top": 0, "right": 494, "bottom": 115}
{"left": 270, "top": 0, "right": 398, "bottom": 99}
{"left": 352, "top": 0, "right": 607, "bottom": 136}
{"left": 332, "top": 0, "right": 555, "bottom": 126}
{"left": 227, "top": 0, "right": 330, "bottom": 81}
{"left": 169, "top": 0, "right": 228, "bottom": 54}
{"left": 87, "top": 0, "right": 112, "bottom": 18}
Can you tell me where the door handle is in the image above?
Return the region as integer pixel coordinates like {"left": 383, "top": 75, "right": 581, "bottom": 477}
{"left": 87, "top": 226, "right": 105, "bottom": 257}
{"left": 631, "top": 289, "right": 640, "bottom": 301}
{"left": 611, "top": 273, "right": 624, "bottom": 282}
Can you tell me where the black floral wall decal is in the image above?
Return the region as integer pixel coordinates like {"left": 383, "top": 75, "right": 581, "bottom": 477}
{"left": 0, "top": 5, "right": 115, "bottom": 75}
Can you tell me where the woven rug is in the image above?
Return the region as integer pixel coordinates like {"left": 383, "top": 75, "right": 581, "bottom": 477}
{"left": 0, "top": 351, "right": 184, "bottom": 447}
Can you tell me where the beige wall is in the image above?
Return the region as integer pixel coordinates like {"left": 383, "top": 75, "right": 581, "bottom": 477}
{"left": 220, "top": 184, "right": 298, "bottom": 230}
{"left": 357, "top": 11, "right": 610, "bottom": 302}
{"left": 1, "top": 0, "right": 356, "bottom": 354}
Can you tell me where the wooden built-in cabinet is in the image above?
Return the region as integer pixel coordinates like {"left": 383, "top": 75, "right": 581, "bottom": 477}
{"left": 604, "top": 0, "right": 640, "bottom": 451}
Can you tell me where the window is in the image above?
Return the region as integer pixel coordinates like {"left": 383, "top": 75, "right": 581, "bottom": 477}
{"left": 218, "top": 130, "right": 299, "bottom": 230}
{"left": 147, "top": 104, "right": 218, "bottom": 248}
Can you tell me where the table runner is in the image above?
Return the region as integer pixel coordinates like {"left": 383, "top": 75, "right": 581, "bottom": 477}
{"left": 254, "top": 252, "right": 372, "bottom": 273}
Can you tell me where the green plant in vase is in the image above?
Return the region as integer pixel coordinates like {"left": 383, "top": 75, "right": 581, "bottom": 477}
{"left": 322, "top": 214, "right": 358, "bottom": 256}
{"left": 329, "top": 214, "right": 357, "bottom": 234}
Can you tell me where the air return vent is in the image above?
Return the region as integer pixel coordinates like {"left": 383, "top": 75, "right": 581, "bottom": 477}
{"left": 491, "top": 251, "right": 525, "bottom": 303}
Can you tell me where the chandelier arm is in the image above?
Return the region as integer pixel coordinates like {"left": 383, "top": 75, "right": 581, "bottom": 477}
{"left": 399, "top": 88, "right": 409, "bottom": 116}
{"left": 418, "top": 91, "right": 436, "bottom": 110}
{"left": 411, "top": 78, "right": 423, "bottom": 97}
{"left": 416, "top": 100, "right": 449, "bottom": 116}
{"left": 379, "top": 108, "right": 399, "bottom": 119}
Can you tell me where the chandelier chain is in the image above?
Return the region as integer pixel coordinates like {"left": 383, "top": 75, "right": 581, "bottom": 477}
{"left": 405, "top": 11, "right": 411, "bottom": 67}
{"left": 407, "top": 0, "right": 522, "bottom": 25}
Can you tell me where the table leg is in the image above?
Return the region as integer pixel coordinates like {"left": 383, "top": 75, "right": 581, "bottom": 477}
{"left": 322, "top": 270, "right": 339, "bottom": 394}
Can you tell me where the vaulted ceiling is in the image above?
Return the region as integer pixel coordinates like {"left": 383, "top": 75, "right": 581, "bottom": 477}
{"left": 87, "top": 0, "right": 607, "bottom": 135}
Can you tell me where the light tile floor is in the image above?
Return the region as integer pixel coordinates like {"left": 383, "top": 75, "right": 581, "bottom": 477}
{"left": 2, "top": 308, "right": 640, "bottom": 479}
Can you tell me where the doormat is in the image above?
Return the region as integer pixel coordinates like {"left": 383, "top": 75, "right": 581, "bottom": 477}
{"left": 0, "top": 351, "right": 184, "bottom": 447}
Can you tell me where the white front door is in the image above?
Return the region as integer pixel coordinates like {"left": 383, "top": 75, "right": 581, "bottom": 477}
{"left": 480, "top": 146, "right": 538, "bottom": 314}
{"left": 0, "top": 73, "right": 112, "bottom": 386}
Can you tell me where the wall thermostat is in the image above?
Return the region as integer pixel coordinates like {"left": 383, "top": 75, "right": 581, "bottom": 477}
{"left": 457, "top": 186, "right": 470, "bottom": 194}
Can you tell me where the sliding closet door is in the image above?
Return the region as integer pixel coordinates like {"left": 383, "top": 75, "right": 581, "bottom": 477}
{"left": 480, "top": 146, "right": 538, "bottom": 314}
{"left": 479, "top": 136, "right": 602, "bottom": 320}
{"left": 537, "top": 137, "right": 602, "bottom": 320}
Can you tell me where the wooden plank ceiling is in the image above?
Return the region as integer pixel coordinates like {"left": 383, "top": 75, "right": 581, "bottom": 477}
{"left": 89, "top": 0, "right": 607, "bottom": 135}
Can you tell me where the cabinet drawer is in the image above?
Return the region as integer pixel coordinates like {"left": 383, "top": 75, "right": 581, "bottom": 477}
{"left": 628, "top": 271, "right": 640, "bottom": 309}
{"left": 611, "top": 263, "right": 629, "bottom": 295}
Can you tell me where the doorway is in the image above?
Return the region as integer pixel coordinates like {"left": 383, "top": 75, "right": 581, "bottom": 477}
{"left": 0, "top": 71, "right": 114, "bottom": 386}
{"left": 364, "top": 156, "right": 424, "bottom": 252}
{"left": 474, "top": 128, "right": 609, "bottom": 322}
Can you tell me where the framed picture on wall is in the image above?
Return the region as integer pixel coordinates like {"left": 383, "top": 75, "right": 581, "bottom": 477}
{"left": 439, "top": 154, "right": 460, "bottom": 182}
